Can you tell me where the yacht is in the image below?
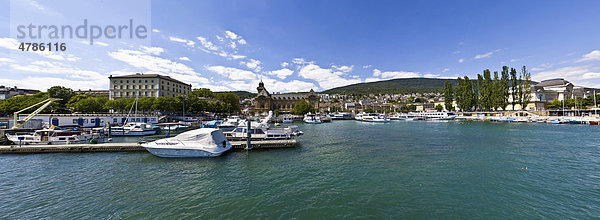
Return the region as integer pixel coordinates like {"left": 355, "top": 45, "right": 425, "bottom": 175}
{"left": 110, "top": 122, "right": 157, "bottom": 136}
{"left": 6, "top": 128, "right": 92, "bottom": 145}
{"left": 361, "top": 113, "right": 391, "bottom": 122}
{"left": 142, "top": 128, "right": 232, "bottom": 157}
{"left": 303, "top": 113, "right": 322, "bottom": 124}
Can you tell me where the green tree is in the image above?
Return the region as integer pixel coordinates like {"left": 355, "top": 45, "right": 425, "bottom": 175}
{"left": 443, "top": 81, "right": 453, "bottom": 111}
{"left": 492, "top": 71, "right": 501, "bottom": 110}
{"left": 520, "top": 66, "right": 532, "bottom": 110}
{"left": 481, "top": 70, "right": 493, "bottom": 111}
{"left": 474, "top": 75, "right": 482, "bottom": 111}
{"left": 500, "top": 66, "right": 510, "bottom": 110}
{"left": 510, "top": 68, "right": 518, "bottom": 110}
{"left": 292, "top": 100, "right": 316, "bottom": 115}
{"left": 434, "top": 104, "right": 444, "bottom": 112}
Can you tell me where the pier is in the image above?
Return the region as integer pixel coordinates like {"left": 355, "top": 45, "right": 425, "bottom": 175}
{"left": 0, "top": 139, "right": 298, "bottom": 154}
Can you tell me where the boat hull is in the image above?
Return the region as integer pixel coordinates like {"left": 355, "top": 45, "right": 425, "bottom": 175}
{"left": 144, "top": 147, "right": 224, "bottom": 157}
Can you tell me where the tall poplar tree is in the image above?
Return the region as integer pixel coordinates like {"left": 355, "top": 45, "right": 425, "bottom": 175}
{"left": 520, "top": 66, "right": 532, "bottom": 109}
{"left": 443, "top": 81, "right": 453, "bottom": 111}
{"left": 455, "top": 77, "right": 465, "bottom": 111}
{"left": 476, "top": 74, "right": 483, "bottom": 111}
{"left": 492, "top": 71, "right": 501, "bottom": 110}
{"left": 510, "top": 68, "right": 518, "bottom": 110}
{"left": 500, "top": 66, "right": 510, "bottom": 110}
{"left": 482, "top": 69, "right": 493, "bottom": 111}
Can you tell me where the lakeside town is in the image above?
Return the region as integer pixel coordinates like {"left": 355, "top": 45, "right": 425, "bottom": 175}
{"left": 1, "top": 64, "right": 599, "bottom": 154}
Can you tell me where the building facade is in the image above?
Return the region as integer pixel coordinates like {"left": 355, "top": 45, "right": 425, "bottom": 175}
{"left": 507, "top": 78, "right": 592, "bottom": 111}
{"left": 109, "top": 73, "right": 192, "bottom": 100}
{"left": 76, "top": 89, "right": 110, "bottom": 98}
{"left": 253, "top": 81, "right": 319, "bottom": 113}
{"left": 0, "top": 86, "right": 40, "bottom": 99}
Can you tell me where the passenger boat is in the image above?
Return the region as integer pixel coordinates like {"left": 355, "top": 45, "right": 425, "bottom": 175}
{"left": 411, "top": 112, "right": 456, "bottom": 120}
{"left": 330, "top": 112, "right": 353, "bottom": 120}
{"left": 5, "top": 128, "right": 92, "bottom": 145}
{"left": 142, "top": 128, "right": 232, "bottom": 157}
{"left": 110, "top": 122, "right": 157, "bottom": 136}
{"left": 303, "top": 113, "right": 322, "bottom": 124}
{"left": 361, "top": 113, "right": 391, "bottom": 122}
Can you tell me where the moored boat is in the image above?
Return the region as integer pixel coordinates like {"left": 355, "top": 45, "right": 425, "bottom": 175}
{"left": 5, "top": 128, "right": 92, "bottom": 145}
{"left": 142, "top": 128, "right": 232, "bottom": 157}
{"left": 303, "top": 113, "right": 322, "bottom": 124}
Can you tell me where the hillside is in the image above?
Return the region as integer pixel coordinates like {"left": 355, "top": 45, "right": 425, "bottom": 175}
{"left": 215, "top": 91, "right": 256, "bottom": 100}
{"left": 322, "top": 78, "right": 457, "bottom": 94}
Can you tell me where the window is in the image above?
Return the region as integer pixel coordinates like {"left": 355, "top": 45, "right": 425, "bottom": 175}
{"left": 73, "top": 119, "right": 77, "bottom": 123}
{"left": 114, "top": 80, "right": 117, "bottom": 84}
{"left": 120, "top": 80, "right": 123, "bottom": 83}
{"left": 126, "top": 80, "right": 129, "bottom": 83}
{"left": 145, "top": 85, "right": 148, "bottom": 89}
{"left": 151, "top": 80, "right": 154, "bottom": 83}
{"left": 91, "top": 119, "right": 95, "bottom": 123}
{"left": 113, "top": 118, "right": 118, "bottom": 123}
{"left": 145, "top": 80, "right": 148, "bottom": 83}
{"left": 151, "top": 85, "right": 154, "bottom": 89}
{"left": 126, "top": 85, "right": 130, "bottom": 89}
{"left": 145, "top": 91, "right": 148, "bottom": 96}
{"left": 114, "top": 86, "right": 118, "bottom": 89}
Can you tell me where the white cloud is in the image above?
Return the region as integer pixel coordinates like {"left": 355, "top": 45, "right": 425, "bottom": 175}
{"left": 0, "top": 58, "right": 15, "bottom": 63}
{"left": 576, "top": 50, "right": 600, "bottom": 63}
{"left": 332, "top": 65, "right": 353, "bottom": 73}
{"left": 225, "top": 31, "right": 239, "bottom": 40}
{"left": 10, "top": 61, "right": 105, "bottom": 81}
{"left": 474, "top": 51, "right": 493, "bottom": 59}
{"left": 297, "top": 63, "right": 361, "bottom": 89}
{"left": 423, "top": 73, "right": 440, "bottom": 78}
{"left": 240, "top": 59, "right": 262, "bottom": 72}
{"left": 238, "top": 39, "right": 247, "bottom": 45}
{"left": 267, "top": 68, "right": 294, "bottom": 79}
{"left": 533, "top": 65, "right": 600, "bottom": 82}
{"left": 458, "top": 58, "right": 464, "bottom": 63}
{"left": 152, "top": 29, "right": 160, "bottom": 33}
{"left": 108, "top": 47, "right": 209, "bottom": 85}
{"left": 169, "top": 36, "right": 195, "bottom": 47}
{"left": 442, "top": 68, "right": 449, "bottom": 73}
{"left": 179, "top": 57, "right": 191, "bottom": 61}
{"left": 281, "top": 62, "right": 289, "bottom": 67}
{"left": 196, "top": 36, "right": 245, "bottom": 60}
{"left": 362, "top": 64, "right": 372, "bottom": 69}
{"left": 205, "top": 65, "right": 258, "bottom": 80}
{"left": 372, "top": 69, "right": 420, "bottom": 79}
{"left": 93, "top": 41, "right": 109, "bottom": 47}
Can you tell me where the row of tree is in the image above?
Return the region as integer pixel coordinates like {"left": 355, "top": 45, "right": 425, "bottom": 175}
{"left": 0, "top": 86, "right": 241, "bottom": 116}
{"left": 443, "top": 66, "right": 532, "bottom": 111}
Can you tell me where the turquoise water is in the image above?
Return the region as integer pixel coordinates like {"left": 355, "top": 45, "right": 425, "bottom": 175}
{"left": 1, "top": 121, "right": 599, "bottom": 219}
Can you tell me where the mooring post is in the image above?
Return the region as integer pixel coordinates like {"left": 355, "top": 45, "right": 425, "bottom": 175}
{"left": 245, "top": 120, "right": 251, "bottom": 150}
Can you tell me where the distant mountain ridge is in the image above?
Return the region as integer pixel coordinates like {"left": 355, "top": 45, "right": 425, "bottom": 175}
{"left": 323, "top": 78, "right": 457, "bottom": 94}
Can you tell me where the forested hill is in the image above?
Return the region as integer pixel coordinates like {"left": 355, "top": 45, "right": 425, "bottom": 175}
{"left": 322, "top": 78, "right": 457, "bottom": 94}
{"left": 215, "top": 91, "right": 256, "bottom": 100}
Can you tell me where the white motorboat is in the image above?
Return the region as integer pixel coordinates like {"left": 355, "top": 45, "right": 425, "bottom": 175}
{"left": 224, "top": 112, "right": 301, "bottom": 140}
{"left": 303, "top": 113, "right": 322, "bottom": 124}
{"left": 282, "top": 115, "right": 294, "bottom": 123}
{"left": 355, "top": 113, "right": 364, "bottom": 121}
{"left": 142, "top": 128, "right": 232, "bottom": 157}
{"left": 219, "top": 116, "right": 242, "bottom": 128}
{"left": 6, "top": 128, "right": 92, "bottom": 145}
{"left": 361, "top": 113, "right": 391, "bottom": 122}
{"left": 330, "top": 112, "right": 353, "bottom": 120}
{"left": 110, "top": 122, "right": 157, "bottom": 136}
{"left": 161, "top": 124, "right": 189, "bottom": 131}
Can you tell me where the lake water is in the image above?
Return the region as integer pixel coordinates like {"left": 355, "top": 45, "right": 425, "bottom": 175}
{"left": 1, "top": 120, "right": 599, "bottom": 218}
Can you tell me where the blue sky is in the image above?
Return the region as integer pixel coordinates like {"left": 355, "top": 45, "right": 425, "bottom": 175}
{"left": 1, "top": 0, "right": 600, "bottom": 92}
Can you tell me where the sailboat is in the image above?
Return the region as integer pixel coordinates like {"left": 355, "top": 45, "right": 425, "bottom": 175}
{"left": 109, "top": 94, "right": 157, "bottom": 136}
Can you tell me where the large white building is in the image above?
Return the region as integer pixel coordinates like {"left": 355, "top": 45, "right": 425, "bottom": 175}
{"left": 109, "top": 73, "right": 192, "bottom": 100}
{"left": 508, "top": 78, "right": 593, "bottom": 110}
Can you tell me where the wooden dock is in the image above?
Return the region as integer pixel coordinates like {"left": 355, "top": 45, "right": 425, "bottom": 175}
{"left": 0, "top": 139, "right": 298, "bottom": 154}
